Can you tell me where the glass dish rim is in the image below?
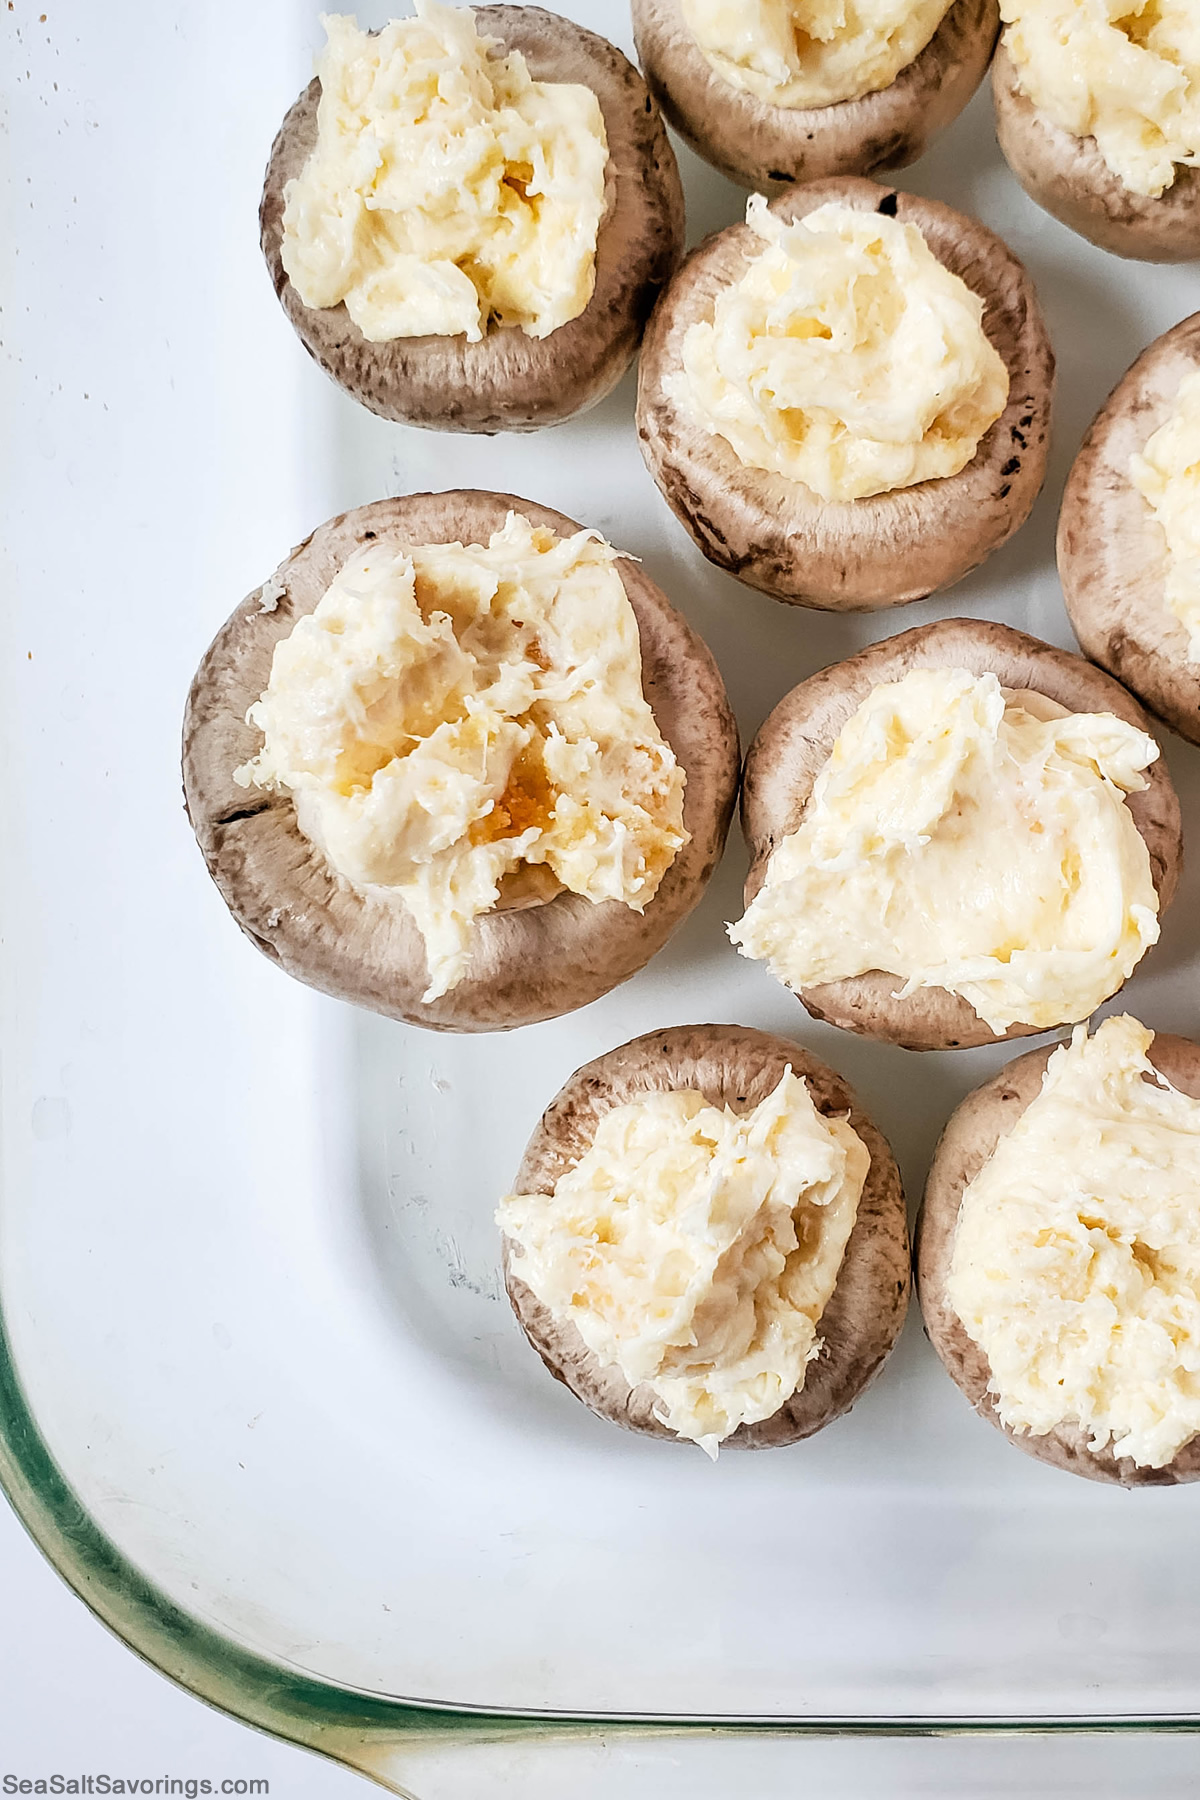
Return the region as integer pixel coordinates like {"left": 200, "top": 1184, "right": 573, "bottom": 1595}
{"left": 3, "top": 1303, "right": 1200, "bottom": 1783}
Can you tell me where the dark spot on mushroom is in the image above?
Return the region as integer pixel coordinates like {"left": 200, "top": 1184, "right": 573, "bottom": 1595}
{"left": 1011, "top": 427, "right": 1027, "bottom": 447}
{"left": 769, "top": 169, "right": 793, "bottom": 184}
{"left": 877, "top": 193, "right": 899, "bottom": 216}
{"left": 362, "top": 529, "right": 377, "bottom": 540}
{"left": 215, "top": 803, "right": 271, "bottom": 827}
{"left": 998, "top": 484, "right": 1012, "bottom": 499}
{"left": 1001, "top": 457, "right": 1021, "bottom": 475}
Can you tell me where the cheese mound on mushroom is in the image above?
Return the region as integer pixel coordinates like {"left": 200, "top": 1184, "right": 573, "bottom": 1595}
{"left": 1001, "top": 0, "right": 1200, "bottom": 198}
{"left": 1130, "top": 369, "right": 1200, "bottom": 663}
{"left": 729, "top": 668, "right": 1160, "bottom": 1034}
{"left": 680, "top": 0, "right": 954, "bottom": 109}
{"left": 947, "top": 1015, "right": 1200, "bottom": 1469}
{"left": 235, "top": 515, "right": 688, "bottom": 1002}
{"left": 497, "top": 1070, "right": 868, "bottom": 1457}
{"left": 676, "top": 200, "right": 1009, "bottom": 503}
{"left": 279, "top": 4, "right": 609, "bottom": 342}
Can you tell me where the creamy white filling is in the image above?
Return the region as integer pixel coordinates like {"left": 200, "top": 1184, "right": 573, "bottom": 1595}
{"left": 498, "top": 1069, "right": 868, "bottom": 1457}
{"left": 1001, "top": 0, "right": 1200, "bottom": 198}
{"left": 280, "top": 4, "right": 609, "bottom": 341}
{"left": 235, "top": 515, "right": 688, "bottom": 1001}
{"left": 681, "top": 0, "right": 954, "bottom": 109}
{"left": 729, "top": 668, "right": 1160, "bottom": 1034}
{"left": 675, "top": 200, "right": 1009, "bottom": 502}
{"left": 1130, "top": 368, "right": 1200, "bottom": 663}
{"left": 948, "top": 1014, "right": 1200, "bottom": 1469}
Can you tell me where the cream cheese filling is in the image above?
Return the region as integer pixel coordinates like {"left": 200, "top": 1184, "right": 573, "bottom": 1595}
{"left": 680, "top": 0, "right": 954, "bottom": 109}
{"left": 280, "top": 4, "right": 609, "bottom": 342}
{"left": 497, "top": 1069, "right": 869, "bottom": 1457}
{"left": 235, "top": 515, "right": 688, "bottom": 1001}
{"left": 1130, "top": 368, "right": 1200, "bottom": 663}
{"left": 728, "top": 668, "right": 1160, "bottom": 1034}
{"left": 1001, "top": 0, "right": 1200, "bottom": 198}
{"left": 947, "top": 1015, "right": 1200, "bottom": 1469}
{"left": 675, "top": 199, "right": 1009, "bottom": 503}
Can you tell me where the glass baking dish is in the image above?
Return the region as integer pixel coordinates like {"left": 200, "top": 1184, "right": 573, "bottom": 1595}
{"left": 4, "top": 1, "right": 1200, "bottom": 1792}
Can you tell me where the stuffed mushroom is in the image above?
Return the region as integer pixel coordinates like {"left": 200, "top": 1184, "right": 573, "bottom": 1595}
{"left": 182, "top": 491, "right": 739, "bottom": 1032}
{"left": 637, "top": 178, "right": 1053, "bottom": 610}
{"left": 731, "top": 618, "right": 1182, "bottom": 1050}
{"left": 1060, "top": 311, "right": 1200, "bottom": 747}
{"left": 632, "top": 0, "right": 1000, "bottom": 193}
{"left": 259, "top": 4, "right": 685, "bottom": 431}
{"left": 992, "top": 6, "right": 1200, "bottom": 262}
{"left": 497, "top": 1024, "right": 909, "bottom": 1453}
{"left": 918, "top": 1014, "right": 1200, "bottom": 1486}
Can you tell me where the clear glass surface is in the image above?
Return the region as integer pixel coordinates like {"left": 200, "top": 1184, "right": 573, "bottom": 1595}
{"left": 4, "top": 0, "right": 1200, "bottom": 1788}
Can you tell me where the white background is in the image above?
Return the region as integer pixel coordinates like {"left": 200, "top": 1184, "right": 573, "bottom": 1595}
{"left": 4, "top": 0, "right": 1200, "bottom": 1792}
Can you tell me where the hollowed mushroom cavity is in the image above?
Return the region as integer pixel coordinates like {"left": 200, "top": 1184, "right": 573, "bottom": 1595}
{"left": 501, "top": 1023, "right": 910, "bottom": 1448}
{"left": 633, "top": 0, "right": 1000, "bottom": 192}
{"left": 183, "top": 491, "right": 740, "bottom": 1032}
{"left": 736, "top": 618, "right": 1181, "bottom": 1049}
{"left": 636, "top": 178, "right": 1053, "bottom": 610}
{"left": 259, "top": 7, "right": 685, "bottom": 431}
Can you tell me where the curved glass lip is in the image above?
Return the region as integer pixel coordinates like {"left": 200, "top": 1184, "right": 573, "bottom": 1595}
{"left": 3, "top": 1307, "right": 1200, "bottom": 1778}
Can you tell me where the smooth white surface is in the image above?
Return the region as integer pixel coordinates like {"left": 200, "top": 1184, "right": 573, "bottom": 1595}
{"left": 5, "top": 0, "right": 1200, "bottom": 1761}
{"left": 0, "top": 1499, "right": 360, "bottom": 1794}
{"left": 5, "top": 1495, "right": 1200, "bottom": 1799}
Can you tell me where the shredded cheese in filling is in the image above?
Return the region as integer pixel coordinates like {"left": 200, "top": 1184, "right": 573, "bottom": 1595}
{"left": 680, "top": 0, "right": 954, "bottom": 108}
{"left": 1001, "top": 0, "right": 1200, "bottom": 198}
{"left": 947, "top": 1015, "right": 1200, "bottom": 1469}
{"left": 497, "top": 1070, "right": 869, "bottom": 1457}
{"left": 279, "top": 4, "right": 609, "bottom": 342}
{"left": 728, "top": 668, "right": 1161, "bottom": 1034}
{"left": 235, "top": 515, "right": 688, "bottom": 1002}
{"left": 675, "top": 200, "right": 1009, "bottom": 503}
{"left": 1130, "top": 368, "right": 1200, "bottom": 664}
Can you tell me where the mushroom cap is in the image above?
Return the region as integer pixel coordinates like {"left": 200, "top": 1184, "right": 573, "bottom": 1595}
{"left": 1059, "top": 312, "right": 1200, "bottom": 747}
{"left": 632, "top": 0, "right": 999, "bottom": 193}
{"left": 992, "top": 41, "right": 1200, "bottom": 264}
{"left": 636, "top": 177, "right": 1054, "bottom": 611}
{"left": 259, "top": 7, "right": 685, "bottom": 433}
{"left": 917, "top": 1029, "right": 1200, "bottom": 1485}
{"left": 739, "top": 617, "right": 1182, "bottom": 1051}
{"left": 503, "top": 1023, "right": 910, "bottom": 1448}
{"left": 182, "top": 491, "right": 740, "bottom": 1033}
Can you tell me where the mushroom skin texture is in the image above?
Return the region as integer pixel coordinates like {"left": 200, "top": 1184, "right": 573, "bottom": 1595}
{"left": 1059, "top": 312, "right": 1200, "bottom": 747}
{"left": 992, "top": 41, "right": 1200, "bottom": 264}
{"left": 259, "top": 8, "right": 685, "bottom": 433}
{"left": 182, "top": 491, "right": 740, "bottom": 1033}
{"left": 739, "top": 617, "right": 1182, "bottom": 1051}
{"left": 631, "top": 0, "right": 1000, "bottom": 194}
{"left": 636, "top": 178, "right": 1054, "bottom": 611}
{"left": 917, "top": 1031, "right": 1200, "bottom": 1486}
{"left": 504, "top": 1024, "right": 910, "bottom": 1448}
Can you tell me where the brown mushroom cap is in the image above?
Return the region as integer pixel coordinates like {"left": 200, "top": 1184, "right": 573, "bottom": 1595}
{"left": 739, "top": 617, "right": 1182, "bottom": 1050}
{"left": 259, "top": 7, "right": 685, "bottom": 433}
{"left": 917, "top": 1028, "right": 1200, "bottom": 1485}
{"left": 1059, "top": 312, "right": 1200, "bottom": 747}
{"left": 636, "top": 177, "right": 1054, "bottom": 611}
{"left": 503, "top": 1024, "right": 910, "bottom": 1448}
{"left": 182, "top": 491, "right": 739, "bottom": 1033}
{"left": 632, "top": 0, "right": 999, "bottom": 194}
{"left": 993, "top": 41, "right": 1200, "bottom": 264}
